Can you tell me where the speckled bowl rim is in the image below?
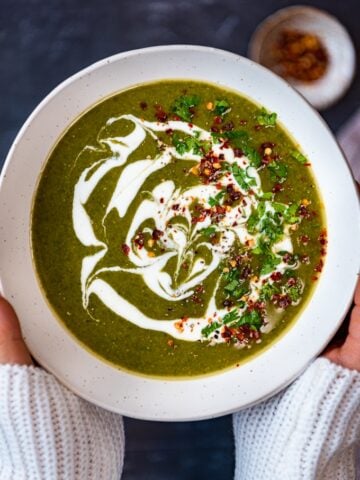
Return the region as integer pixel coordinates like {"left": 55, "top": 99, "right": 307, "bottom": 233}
{"left": 0, "top": 45, "right": 359, "bottom": 421}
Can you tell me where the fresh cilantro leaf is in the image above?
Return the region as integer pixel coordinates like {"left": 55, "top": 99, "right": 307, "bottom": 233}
{"left": 201, "top": 226, "right": 216, "bottom": 237}
{"left": 171, "top": 95, "right": 200, "bottom": 122}
{"left": 208, "top": 190, "right": 226, "bottom": 206}
{"left": 223, "top": 309, "right": 240, "bottom": 324}
{"left": 214, "top": 99, "right": 231, "bottom": 116}
{"left": 260, "top": 282, "right": 279, "bottom": 301}
{"left": 260, "top": 253, "right": 281, "bottom": 276}
{"left": 268, "top": 162, "right": 288, "bottom": 183}
{"left": 234, "top": 309, "right": 262, "bottom": 330}
{"left": 283, "top": 202, "right": 300, "bottom": 224}
{"left": 224, "top": 279, "right": 240, "bottom": 292}
{"left": 172, "top": 133, "right": 209, "bottom": 156}
{"left": 291, "top": 150, "right": 308, "bottom": 164}
{"left": 242, "top": 145, "right": 262, "bottom": 168}
{"left": 258, "top": 192, "right": 273, "bottom": 200}
{"left": 232, "top": 164, "right": 257, "bottom": 191}
{"left": 201, "top": 321, "right": 221, "bottom": 337}
{"left": 256, "top": 107, "right": 277, "bottom": 126}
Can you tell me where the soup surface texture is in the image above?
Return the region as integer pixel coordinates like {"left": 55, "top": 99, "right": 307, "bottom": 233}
{"left": 32, "top": 80, "right": 326, "bottom": 377}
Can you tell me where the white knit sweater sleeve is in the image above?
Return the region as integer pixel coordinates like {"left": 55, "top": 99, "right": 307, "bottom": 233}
{"left": 233, "top": 358, "right": 360, "bottom": 480}
{"left": 0, "top": 365, "right": 125, "bottom": 480}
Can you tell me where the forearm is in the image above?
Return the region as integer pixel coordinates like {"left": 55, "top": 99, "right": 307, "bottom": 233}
{"left": 233, "top": 358, "right": 360, "bottom": 479}
{"left": 0, "top": 365, "right": 125, "bottom": 480}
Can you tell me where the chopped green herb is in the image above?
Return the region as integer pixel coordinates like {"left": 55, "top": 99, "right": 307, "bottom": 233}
{"left": 234, "top": 309, "right": 262, "bottom": 330}
{"left": 171, "top": 95, "right": 200, "bottom": 122}
{"left": 208, "top": 190, "right": 226, "bottom": 206}
{"left": 256, "top": 107, "right": 277, "bottom": 126}
{"left": 201, "top": 321, "right": 221, "bottom": 337}
{"left": 172, "top": 133, "right": 209, "bottom": 156}
{"left": 232, "top": 164, "right": 257, "bottom": 191}
{"left": 242, "top": 145, "right": 262, "bottom": 168}
{"left": 201, "top": 226, "right": 216, "bottom": 237}
{"left": 214, "top": 99, "right": 231, "bottom": 116}
{"left": 260, "top": 253, "right": 281, "bottom": 276}
{"left": 268, "top": 162, "right": 288, "bottom": 183}
{"left": 223, "top": 309, "right": 240, "bottom": 324}
{"left": 291, "top": 150, "right": 308, "bottom": 164}
{"left": 260, "top": 282, "right": 279, "bottom": 301}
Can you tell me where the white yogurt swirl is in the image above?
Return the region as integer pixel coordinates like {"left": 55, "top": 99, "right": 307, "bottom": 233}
{"left": 72, "top": 115, "right": 297, "bottom": 343}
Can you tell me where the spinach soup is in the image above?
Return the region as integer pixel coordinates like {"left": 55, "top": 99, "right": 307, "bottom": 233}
{"left": 32, "top": 80, "right": 326, "bottom": 377}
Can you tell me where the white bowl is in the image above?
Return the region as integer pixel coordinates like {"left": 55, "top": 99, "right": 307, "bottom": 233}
{"left": 248, "top": 6, "right": 356, "bottom": 110}
{"left": 0, "top": 45, "right": 359, "bottom": 421}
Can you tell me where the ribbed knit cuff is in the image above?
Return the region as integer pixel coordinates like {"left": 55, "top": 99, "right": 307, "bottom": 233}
{"left": 233, "top": 358, "right": 360, "bottom": 480}
{"left": 0, "top": 365, "right": 125, "bottom": 480}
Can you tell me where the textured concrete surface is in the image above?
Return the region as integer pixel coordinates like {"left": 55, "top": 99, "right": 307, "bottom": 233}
{"left": 1, "top": 1, "right": 358, "bottom": 478}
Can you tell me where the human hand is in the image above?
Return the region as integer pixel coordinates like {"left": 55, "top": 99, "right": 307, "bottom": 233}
{"left": 324, "top": 277, "right": 360, "bottom": 372}
{"left": 0, "top": 296, "right": 32, "bottom": 365}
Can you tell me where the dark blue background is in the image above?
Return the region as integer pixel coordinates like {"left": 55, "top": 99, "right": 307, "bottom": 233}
{"left": 1, "top": 1, "right": 358, "bottom": 478}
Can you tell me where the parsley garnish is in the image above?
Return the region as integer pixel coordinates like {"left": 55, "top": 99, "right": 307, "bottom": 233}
{"left": 260, "top": 252, "right": 281, "bottom": 276}
{"left": 214, "top": 99, "right": 231, "bottom": 116}
{"left": 171, "top": 95, "right": 200, "bottom": 122}
{"left": 268, "top": 162, "right": 288, "bottom": 183}
{"left": 201, "top": 226, "right": 216, "bottom": 237}
{"left": 291, "top": 150, "right": 308, "bottom": 164}
{"left": 234, "top": 309, "right": 262, "bottom": 330}
{"left": 256, "top": 107, "right": 277, "bottom": 126}
{"left": 172, "top": 133, "right": 209, "bottom": 155}
{"left": 232, "top": 164, "right": 257, "bottom": 191}
{"left": 201, "top": 321, "right": 221, "bottom": 337}
{"left": 208, "top": 190, "right": 226, "bottom": 206}
{"left": 223, "top": 309, "right": 240, "bottom": 324}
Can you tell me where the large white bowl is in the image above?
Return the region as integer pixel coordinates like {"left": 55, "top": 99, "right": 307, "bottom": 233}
{"left": 0, "top": 45, "right": 359, "bottom": 421}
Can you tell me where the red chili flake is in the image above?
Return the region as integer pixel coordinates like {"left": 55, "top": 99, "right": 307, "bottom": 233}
{"left": 140, "top": 101, "right": 148, "bottom": 110}
{"left": 165, "top": 128, "right": 173, "bottom": 135}
{"left": 154, "top": 105, "right": 168, "bottom": 122}
{"left": 234, "top": 148, "right": 244, "bottom": 157}
{"left": 160, "top": 197, "right": 164, "bottom": 204}
{"left": 282, "top": 253, "right": 293, "bottom": 264}
{"left": 195, "top": 285, "right": 205, "bottom": 294}
{"left": 214, "top": 116, "right": 223, "bottom": 125}
{"left": 211, "top": 126, "right": 219, "bottom": 133}
{"left": 172, "top": 204, "right": 180, "bottom": 211}
{"left": 261, "top": 155, "right": 272, "bottom": 166}
{"left": 134, "top": 232, "right": 145, "bottom": 249}
{"left": 270, "top": 271, "right": 283, "bottom": 282}
{"left": 300, "top": 254, "right": 310, "bottom": 264}
{"left": 152, "top": 229, "right": 164, "bottom": 240}
{"left": 218, "top": 154, "right": 225, "bottom": 160}
{"left": 223, "top": 121, "right": 234, "bottom": 131}
{"left": 314, "top": 259, "right": 324, "bottom": 273}
{"left": 320, "top": 248, "right": 327, "bottom": 256}
{"left": 121, "top": 244, "right": 130, "bottom": 256}
{"left": 272, "top": 183, "right": 283, "bottom": 193}
{"left": 261, "top": 142, "right": 275, "bottom": 150}
{"left": 312, "top": 275, "right": 319, "bottom": 281}
{"left": 172, "top": 114, "right": 181, "bottom": 121}
{"left": 298, "top": 205, "right": 311, "bottom": 219}
{"left": 254, "top": 125, "right": 263, "bottom": 131}
{"left": 299, "top": 234, "right": 310, "bottom": 245}
{"left": 240, "top": 265, "right": 252, "bottom": 279}
{"left": 273, "top": 294, "right": 291, "bottom": 309}
{"left": 191, "top": 294, "right": 202, "bottom": 304}
{"left": 287, "top": 277, "right": 297, "bottom": 286}
{"left": 223, "top": 299, "right": 234, "bottom": 308}
{"left": 318, "top": 229, "right": 327, "bottom": 246}
{"left": 239, "top": 119, "right": 248, "bottom": 126}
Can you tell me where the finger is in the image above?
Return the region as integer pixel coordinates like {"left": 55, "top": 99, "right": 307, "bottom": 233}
{"left": 354, "top": 277, "right": 360, "bottom": 306}
{"left": 0, "top": 297, "right": 33, "bottom": 365}
{"left": 334, "top": 305, "right": 360, "bottom": 371}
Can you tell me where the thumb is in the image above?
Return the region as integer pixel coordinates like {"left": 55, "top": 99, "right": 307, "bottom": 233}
{"left": 0, "top": 296, "right": 33, "bottom": 365}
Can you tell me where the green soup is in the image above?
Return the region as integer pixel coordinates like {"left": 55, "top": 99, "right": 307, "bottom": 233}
{"left": 32, "top": 80, "right": 326, "bottom": 377}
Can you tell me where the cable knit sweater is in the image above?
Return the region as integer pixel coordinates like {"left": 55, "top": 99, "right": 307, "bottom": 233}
{"left": 0, "top": 358, "right": 359, "bottom": 479}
